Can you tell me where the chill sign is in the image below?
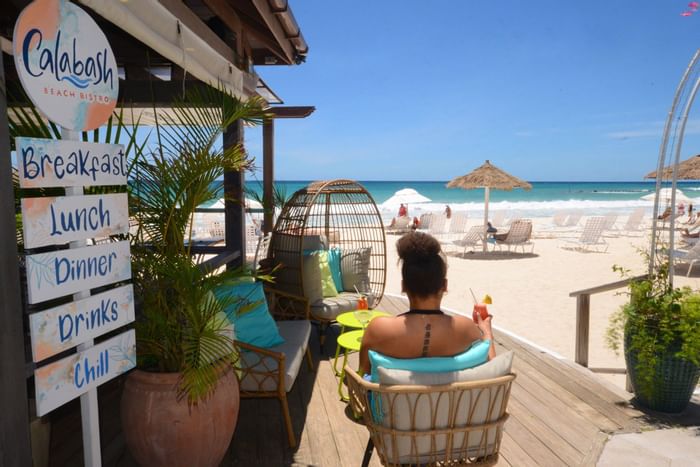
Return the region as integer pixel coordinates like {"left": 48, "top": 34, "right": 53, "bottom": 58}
{"left": 13, "top": 0, "right": 119, "bottom": 131}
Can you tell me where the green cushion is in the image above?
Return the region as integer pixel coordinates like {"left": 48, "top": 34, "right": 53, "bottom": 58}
{"left": 215, "top": 281, "right": 284, "bottom": 348}
{"left": 303, "top": 250, "right": 338, "bottom": 299}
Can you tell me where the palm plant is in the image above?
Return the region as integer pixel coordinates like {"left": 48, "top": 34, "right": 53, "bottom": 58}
{"left": 129, "top": 85, "right": 268, "bottom": 402}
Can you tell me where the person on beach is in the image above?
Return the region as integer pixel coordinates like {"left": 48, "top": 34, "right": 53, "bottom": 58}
{"left": 358, "top": 232, "right": 495, "bottom": 377}
{"left": 398, "top": 203, "right": 408, "bottom": 217}
{"left": 445, "top": 205, "right": 452, "bottom": 219}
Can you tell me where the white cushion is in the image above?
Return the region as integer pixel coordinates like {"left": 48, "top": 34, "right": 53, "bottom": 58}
{"left": 238, "top": 320, "right": 311, "bottom": 393}
{"left": 340, "top": 247, "right": 371, "bottom": 293}
{"left": 377, "top": 351, "right": 514, "bottom": 385}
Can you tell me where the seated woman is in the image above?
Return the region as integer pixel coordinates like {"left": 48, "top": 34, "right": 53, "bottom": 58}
{"left": 358, "top": 232, "right": 495, "bottom": 377}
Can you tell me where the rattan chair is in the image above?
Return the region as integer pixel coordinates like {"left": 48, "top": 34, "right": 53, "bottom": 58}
{"left": 346, "top": 368, "right": 515, "bottom": 466}
{"left": 268, "top": 180, "right": 387, "bottom": 339}
{"left": 233, "top": 287, "right": 314, "bottom": 448}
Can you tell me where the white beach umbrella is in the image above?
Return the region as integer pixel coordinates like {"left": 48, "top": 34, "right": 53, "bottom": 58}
{"left": 447, "top": 160, "right": 532, "bottom": 252}
{"left": 641, "top": 188, "right": 692, "bottom": 204}
{"left": 381, "top": 188, "right": 431, "bottom": 208}
{"left": 210, "top": 198, "right": 263, "bottom": 209}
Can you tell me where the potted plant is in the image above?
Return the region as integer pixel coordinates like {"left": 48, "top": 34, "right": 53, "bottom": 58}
{"left": 607, "top": 260, "right": 700, "bottom": 413}
{"left": 120, "top": 86, "right": 266, "bottom": 467}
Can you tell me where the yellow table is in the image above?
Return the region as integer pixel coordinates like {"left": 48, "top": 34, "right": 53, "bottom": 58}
{"left": 332, "top": 310, "right": 389, "bottom": 376}
{"left": 336, "top": 329, "right": 365, "bottom": 401}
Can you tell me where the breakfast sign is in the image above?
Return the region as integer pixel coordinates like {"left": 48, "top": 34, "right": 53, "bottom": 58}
{"left": 14, "top": 0, "right": 135, "bottom": 445}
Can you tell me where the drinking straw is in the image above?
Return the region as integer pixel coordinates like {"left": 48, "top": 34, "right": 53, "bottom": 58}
{"left": 469, "top": 288, "right": 478, "bottom": 304}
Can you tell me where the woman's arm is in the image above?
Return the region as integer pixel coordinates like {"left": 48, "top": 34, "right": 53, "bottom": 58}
{"left": 476, "top": 314, "right": 496, "bottom": 360}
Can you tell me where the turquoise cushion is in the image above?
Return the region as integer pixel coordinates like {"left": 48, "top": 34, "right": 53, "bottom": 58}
{"left": 368, "top": 339, "right": 491, "bottom": 382}
{"left": 215, "top": 281, "right": 284, "bottom": 348}
{"left": 327, "top": 247, "right": 343, "bottom": 291}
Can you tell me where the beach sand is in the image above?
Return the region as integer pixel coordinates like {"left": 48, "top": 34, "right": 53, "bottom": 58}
{"left": 382, "top": 218, "right": 698, "bottom": 391}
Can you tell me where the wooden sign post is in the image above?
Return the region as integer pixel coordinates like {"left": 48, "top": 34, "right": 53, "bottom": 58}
{"left": 13, "top": 1, "right": 126, "bottom": 464}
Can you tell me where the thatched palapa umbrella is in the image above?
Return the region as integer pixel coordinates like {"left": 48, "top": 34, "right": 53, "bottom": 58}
{"left": 447, "top": 160, "right": 532, "bottom": 251}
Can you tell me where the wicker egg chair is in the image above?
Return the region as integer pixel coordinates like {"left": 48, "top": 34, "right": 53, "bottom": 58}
{"left": 268, "top": 179, "right": 387, "bottom": 334}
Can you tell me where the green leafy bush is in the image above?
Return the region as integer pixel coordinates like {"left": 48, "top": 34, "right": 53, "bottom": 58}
{"left": 607, "top": 261, "right": 700, "bottom": 399}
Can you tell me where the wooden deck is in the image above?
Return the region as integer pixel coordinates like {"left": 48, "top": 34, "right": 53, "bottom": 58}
{"left": 50, "top": 293, "right": 699, "bottom": 466}
{"left": 224, "top": 293, "right": 674, "bottom": 467}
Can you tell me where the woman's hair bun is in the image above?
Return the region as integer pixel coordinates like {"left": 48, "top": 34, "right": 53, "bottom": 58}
{"left": 397, "top": 232, "right": 447, "bottom": 297}
{"left": 397, "top": 231, "right": 440, "bottom": 262}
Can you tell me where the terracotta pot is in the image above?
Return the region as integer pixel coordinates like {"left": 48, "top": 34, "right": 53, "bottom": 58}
{"left": 121, "top": 368, "right": 239, "bottom": 467}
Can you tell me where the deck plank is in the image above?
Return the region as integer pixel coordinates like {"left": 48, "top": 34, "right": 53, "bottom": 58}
{"left": 495, "top": 332, "right": 639, "bottom": 430}
{"left": 47, "top": 293, "right": 658, "bottom": 467}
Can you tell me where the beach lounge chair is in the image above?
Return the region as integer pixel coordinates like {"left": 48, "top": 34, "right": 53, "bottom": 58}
{"left": 561, "top": 216, "right": 608, "bottom": 253}
{"left": 446, "top": 211, "right": 468, "bottom": 240}
{"left": 621, "top": 208, "right": 646, "bottom": 236}
{"left": 346, "top": 354, "right": 516, "bottom": 466}
{"left": 601, "top": 213, "right": 619, "bottom": 237}
{"left": 672, "top": 242, "right": 700, "bottom": 276}
{"left": 429, "top": 213, "right": 448, "bottom": 236}
{"left": 493, "top": 219, "right": 534, "bottom": 254}
{"left": 418, "top": 213, "right": 432, "bottom": 230}
{"left": 564, "top": 211, "right": 583, "bottom": 228}
{"left": 490, "top": 211, "right": 506, "bottom": 228}
{"left": 386, "top": 216, "right": 412, "bottom": 234}
{"left": 451, "top": 225, "right": 486, "bottom": 255}
{"left": 552, "top": 211, "right": 569, "bottom": 227}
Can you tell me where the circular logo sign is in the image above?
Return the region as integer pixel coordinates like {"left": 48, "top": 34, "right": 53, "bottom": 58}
{"left": 13, "top": 0, "right": 119, "bottom": 131}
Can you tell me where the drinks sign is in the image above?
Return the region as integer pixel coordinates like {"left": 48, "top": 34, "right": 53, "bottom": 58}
{"left": 13, "top": 0, "right": 119, "bottom": 131}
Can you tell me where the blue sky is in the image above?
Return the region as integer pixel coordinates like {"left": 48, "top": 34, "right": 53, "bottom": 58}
{"left": 246, "top": 1, "right": 700, "bottom": 182}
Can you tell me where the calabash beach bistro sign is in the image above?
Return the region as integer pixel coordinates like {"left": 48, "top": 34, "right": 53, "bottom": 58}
{"left": 13, "top": 0, "right": 118, "bottom": 131}
{"left": 14, "top": 0, "right": 135, "bottom": 419}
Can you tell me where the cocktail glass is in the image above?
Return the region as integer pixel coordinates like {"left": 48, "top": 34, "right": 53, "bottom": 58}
{"left": 473, "top": 303, "right": 488, "bottom": 322}
{"left": 354, "top": 310, "right": 373, "bottom": 329}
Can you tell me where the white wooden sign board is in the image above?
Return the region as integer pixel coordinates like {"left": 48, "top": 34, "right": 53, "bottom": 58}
{"left": 15, "top": 137, "right": 126, "bottom": 188}
{"left": 34, "top": 329, "right": 136, "bottom": 417}
{"left": 29, "top": 285, "right": 135, "bottom": 363}
{"left": 21, "top": 193, "right": 129, "bottom": 249}
{"left": 25, "top": 240, "right": 131, "bottom": 304}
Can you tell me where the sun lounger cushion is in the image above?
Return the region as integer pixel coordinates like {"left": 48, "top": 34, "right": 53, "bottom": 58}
{"left": 368, "top": 339, "right": 491, "bottom": 382}
{"left": 377, "top": 351, "right": 513, "bottom": 385}
{"left": 309, "top": 291, "right": 376, "bottom": 321}
{"left": 327, "top": 247, "right": 344, "bottom": 291}
{"left": 239, "top": 320, "right": 311, "bottom": 392}
{"left": 341, "top": 247, "right": 371, "bottom": 292}
{"left": 216, "top": 280, "right": 284, "bottom": 348}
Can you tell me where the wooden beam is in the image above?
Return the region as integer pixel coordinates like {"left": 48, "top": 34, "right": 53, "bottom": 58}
{"left": 250, "top": 0, "right": 296, "bottom": 63}
{"left": 223, "top": 120, "right": 245, "bottom": 269}
{"left": 157, "top": 0, "right": 235, "bottom": 63}
{"left": 268, "top": 106, "right": 316, "bottom": 119}
{"left": 263, "top": 118, "right": 274, "bottom": 234}
{"left": 203, "top": 0, "right": 291, "bottom": 64}
{"left": 0, "top": 49, "right": 32, "bottom": 467}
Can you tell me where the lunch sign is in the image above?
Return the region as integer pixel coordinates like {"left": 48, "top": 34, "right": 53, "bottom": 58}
{"left": 14, "top": 0, "right": 135, "bottom": 420}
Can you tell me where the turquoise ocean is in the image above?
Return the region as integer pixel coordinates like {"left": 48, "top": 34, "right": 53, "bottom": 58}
{"left": 209, "top": 180, "right": 700, "bottom": 222}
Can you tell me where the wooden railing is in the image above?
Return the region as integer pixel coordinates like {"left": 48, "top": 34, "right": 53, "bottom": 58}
{"left": 569, "top": 274, "right": 647, "bottom": 375}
